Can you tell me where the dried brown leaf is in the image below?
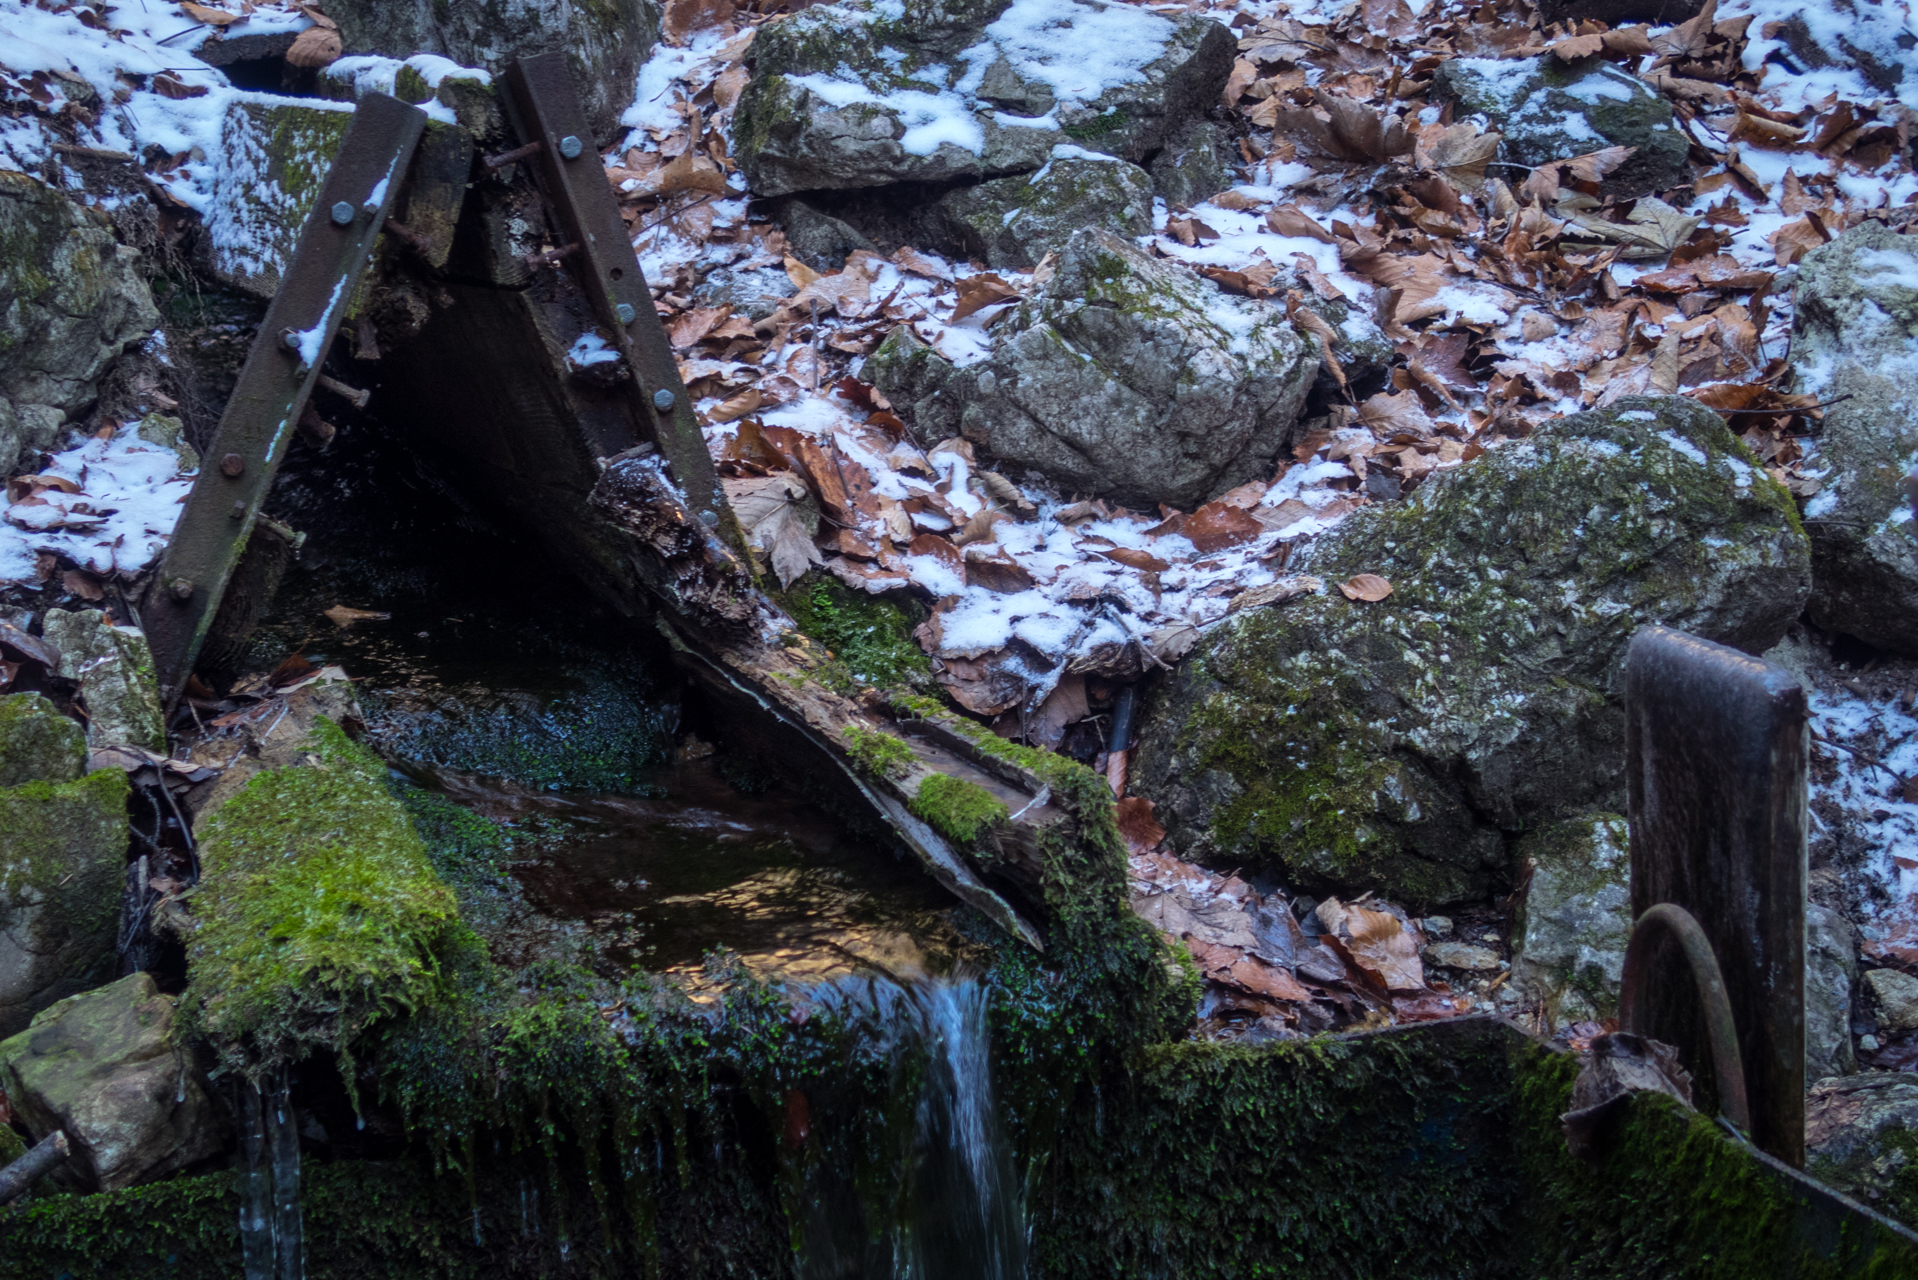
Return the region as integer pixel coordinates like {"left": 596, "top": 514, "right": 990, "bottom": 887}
{"left": 1338, "top": 573, "right": 1394, "bottom": 602}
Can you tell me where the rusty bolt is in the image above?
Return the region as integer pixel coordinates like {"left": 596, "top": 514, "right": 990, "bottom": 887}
{"left": 700, "top": 509, "right": 719, "bottom": 528}
{"left": 229, "top": 500, "right": 246, "bottom": 519}
{"left": 330, "top": 200, "right": 354, "bottom": 226}
{"left": 168, "top": 578, "right": 194, "bottom": 602}
{"left": 220, "top": 452, "right": 245, "bottom": 477}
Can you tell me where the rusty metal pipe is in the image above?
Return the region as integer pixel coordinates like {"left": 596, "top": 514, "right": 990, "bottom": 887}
{"left": 1619, "top": 902, "right": 1753, "bottom": 1136}
{"left": 482, "top": 140, "right": 543, "bottom": 171}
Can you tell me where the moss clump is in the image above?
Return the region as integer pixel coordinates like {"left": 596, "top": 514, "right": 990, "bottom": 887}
{"left": 843, "top": 725, "right": 915, "bottom": 779}
{"left": 183, "top": 717, "right": 460, "bottom": 1079}
{"left": 777, "top": 576, "right": 932, "bottom": 691}
{"left": 910, "top": 773, "right": 1008, "bottom": 846}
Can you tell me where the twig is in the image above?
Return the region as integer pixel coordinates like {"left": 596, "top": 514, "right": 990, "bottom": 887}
{"left": 0, "top": 1131, "right": 69, "bottom": 1204}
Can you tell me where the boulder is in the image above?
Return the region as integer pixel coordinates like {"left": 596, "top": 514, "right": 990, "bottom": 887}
{"left": 734, "top": 0, "right": 1233, "bottom": 197}
{"left": 1790, "top": 223, "right": 1918, "bottom": 653}
{"left": 0, "top": 693, "right": 88, "bottom": 790}
{"left": 203, "top": 99, "right": 356, "bottom": 299}
{"left": 693, "top": 261, "right": 797, "bottom": 321}
{"left": 1509, "top": 814, "right": 1632, "bottom": 1025}
{"left": 1131, "top": 397, "right": 1811, "bottom": 903}
{"left": 0, "top": 765, "right": 129, "bottom": 1038}
{"left": 1865, "top": 967, "right": 1918, "bottom": 1035}
{"left": 929, "top": 228, "right": 1319, "bottom": 508}
{"left": 320, "top": 0, "right": 659, "bottom": 140}
{"left": 1807, "top": 1072, "right": 1918, "bottom": 1222}
{"left": 930, "top": 148, "right": 1154, "bottom": 270}
{"left": 1807, "top": 903, "right": 1859, "bottom": 1081}
{"left": 0, "top": 973, "right": 226, "bottom": 1191}
{"left": 1431, "top": 56, "right": 1688, "bottom": 198}
{"left": 0, "top": 171, "right": 158, "bottom": 476}
{"left": 866, "top": 324, "right": 958, "bottom": 436}
{"left": 40, "top": 609, "right": 166, "bottom": 752}
{"left": 1147, "top": 119, "right": 1231, "bottom": 210}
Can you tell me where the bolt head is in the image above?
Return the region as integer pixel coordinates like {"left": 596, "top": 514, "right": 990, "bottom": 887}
{"left": 168, "top": 578, "right": 195, "bottom": 602}
{"left": 558, "top": 135, "right": 584, "bottom": 160}
{"left": 330, "top": 200, "right": 354, "bottom": 226}
{"left": 700, "top": 509, "right": 720, "bottom": 528}
{"left": 615, "top": 302, "right": 637, "bottom": 325}
{"left": 220, "top": 452, "right": 246, "bottom": 477}
{"left": 652, "top": 388, "right": 676, "bottom": 412}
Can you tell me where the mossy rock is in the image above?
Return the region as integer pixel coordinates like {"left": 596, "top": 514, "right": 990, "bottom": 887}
{"left": 0, "top": 767, "right": 129, "bottom": 1038}
{"left": 202, "top": 99, "right": 357, "bottom": 299}
{"left": 1133, "top": 396, "right": 1810, "bottom": 903}
{"left": 866, "top": 324, "right": 959, "bottom": 444}
{"left": 1432, "top": 54, "right": 1688, "bottom": 197}
{"left": 1510, "top": 812, "right": 1631, "bottom": 1023}
{"left": 931, "top": 150, "right": 1155, "bottom": 270}
{"left": 0, "top": 693, "right": 87, "bottom": 788}
{"left": 182, "top": 717, "right": 460, "bottom": 1079}
{"left": 40, "top": 609, "right": 165, "bottom": 752}
{"left": 1807, "top": 1072, "right": 1918, "bottom": 1227}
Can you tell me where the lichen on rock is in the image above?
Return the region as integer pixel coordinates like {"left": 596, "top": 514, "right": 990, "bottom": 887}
{"left": 1132, "top": 396, "right": 1811, "bottom": 903}
{"left": 202, "top": 99, "right": 357, "bottom": 299}
{"left": 1509, "top": 813, "right": 1632, "bottom": 1024}
{"left": 930, "top": 149, "right": 1154, "bottom": 270}
{"left": 40, "top": 608, "right": 166, "bottom": 752}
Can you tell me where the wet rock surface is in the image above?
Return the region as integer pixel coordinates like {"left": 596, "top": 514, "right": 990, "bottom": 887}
{"left": 1432, "top": 54, "right": 1688, "bottom": 197}
{"left": 734, "top": 0, "right": 1234, "bottom": 198}
{"left": 1790, "top": 223, "right": 1918, "bottom": 653}
{"left": 1807, "top": 1071, "right": 1918, "bottom": 1220}
{"left": 1132, "top": 396, "right": 1811, "bottom": 903}
{"left": 1509, "top": 814, "right": 1632, "bottom": 1025}
{"left": 0, "top": 171, "right": 159, "bottom": 476}
{"left": 920, "top": 227, "right": 1318, "bottom": 508}
{"left": 0, "top": 972, "right": 225, "bottom": 1191}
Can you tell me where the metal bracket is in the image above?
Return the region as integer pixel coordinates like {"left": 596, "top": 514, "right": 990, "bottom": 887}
{"left": 498, "top": 52, "right": 738, "bottom": 553}
{"left": 1619, "top": 902, "right": 1753, "bottom": 1136}
{"left": 143, "top": 92, "right": 428, "bottom": 709}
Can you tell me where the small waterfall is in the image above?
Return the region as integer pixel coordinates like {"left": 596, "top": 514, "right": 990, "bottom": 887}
{"left": 799, "top": 977, "right": 1026, "bottom": 1280}
{"left": 237, "top": 1070, "right": 304, "bottom": 1280}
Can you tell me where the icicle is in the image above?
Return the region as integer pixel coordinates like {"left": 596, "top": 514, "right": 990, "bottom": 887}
{"left": 238, "top": 1079, "right": 273, "bottom": 1280}
{"left": 268, "top": 1067, "right": 304, "bottom": 1280}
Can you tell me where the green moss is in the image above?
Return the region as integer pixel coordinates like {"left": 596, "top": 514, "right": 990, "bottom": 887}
{"left": 777, "top": 576, "right": 932, "bottom": 691}
{"left": 182, "top": 718, "right": 460, "bottom": 1081}
{"left": 1062, "top": 107, "right": 1127, "bottom": 143}
{"left": 842, "top": 725, "right": 915, "bottom": 779}
{"left": 909, "top": 773, "right": 1008, "bottom": 845}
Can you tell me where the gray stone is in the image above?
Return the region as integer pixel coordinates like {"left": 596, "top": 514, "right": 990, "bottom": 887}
{"left": 734, "top": 0, "right": 1234, "bottom": 197}
{"left": 1422, "top": 941, "right": 1500, "bottom": 972}
{"left": 1510, "top": 814, "right": 1633, "bottom": 1024}
{"left": 932, "top": 152, "right": 1153, "bottom": 270}
{"left": 0, "top": 694, "right": 87, "bottom": 790}
{"left": 938, "top": 228, "right": 1317, "bottom": 508}
{"left": 0, "top": 766, "right": 129, "bottom": 1038}
{"left": 1148, "top": 119, "right": 1230, "bottom": 209}
{"left": 133, "top": 411, "right": 200, "bottom": 475}
{"left": 694, "top": 262, "right": 796, "bottom": 321}
{"left": 321, "top": 0, "right": 661, "bottom": 140}
{"left": 1807, "top": 1072, "right": 1918, "bottom": 1220}
{"left": 777, "top": 198, "right": 880, "bottom": 272}
{"left": 1807, "top": 904, "right": 1858, "bottom": 1081}
{"left": 39, "top": 610, "right": 165, "bottom": 752}
{"left": 0, "top": 171, "right": 158, "bottom": 475}
{"left": 1790, "top": 223, "right": 1918, "bottom": 653}
{"left": 1865, "top": 967, "right": 1918, "bottom": 1034}
{"left": 1432, "top": 55, "right": 1688, "bottom": 198}
{"left": 1132, "top": 397, "right": 1812, "bottom": 902}
{"left": 867, "top": 325, "right": 959, "bottom": 444}
{"left": 0, "top": 973, "right": 227, "bottom": 1191}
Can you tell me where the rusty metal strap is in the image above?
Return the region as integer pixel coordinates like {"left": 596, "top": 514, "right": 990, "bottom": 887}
{"left": 143, "top": 92, "right": 428, "bottom": 708}
{"left": 1619, "top": 902, "right": 1754, "bottom": 1136}
{"left": 498, "top": 52, "right": 735, "bottom": 550}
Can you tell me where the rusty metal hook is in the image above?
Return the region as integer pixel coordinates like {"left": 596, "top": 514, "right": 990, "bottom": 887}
{"left": 1617, "top": 902, "right": 1753, "bottom": 1136}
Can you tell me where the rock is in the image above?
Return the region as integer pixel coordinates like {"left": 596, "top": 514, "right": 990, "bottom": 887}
{"left": 1763, "top": 4, "right": 1917, "bottom": 96}
{"left": 39, "top": 610, "right": 165, "bottom": 752}
{"left": 1422, "top": 941, "right": 1500, "bottom": 972}
{"left": 1865, "top": 967, "right": 1918, "bottom": 1034}
{"left": 1807, "top": 1072, "right": 1918, "bottom": 1222}
{"left": 936, "top": 228, "right": 1318, "bottom": 508}
{"left": 694, "top": 262, "right": 797, "bottom": 321}
{"left": 734, "top": 0, "right": 1234, "bottom": 197}
{"left": 1790, "top": 223, "right": 1918, "bottom": 653}
{"left": 1807, "top": 904, "right": 1859, "bottom": 1081}
{"left": 0, "top": 693, "right": 87, "bottom": 790}
{"left": 317, "top": 54, "right": 500, "bottom": 134}
{"left": 777, "top": 198, "right": 881, "bottom": 272}
{"left": 202, "top": 99, "right": 356, "bottom": 299}
{"left": 1510, "top": 814, "right": 1632, "bottom": 1024}
{"left": 0, "top": 973, "right": 226, "bottom": 1191}
{"left": 1147, "top": 119, "right": 1230, "bottom": 209}
{"left": 133, "top": 411, "right": 200, "bottom": 474}
{"left": 930, "top": 148, "right": 1154, "bottom": 270}
{"left": 1431, "top": 55, "right": 1688, "bottom": 198}
{"left": 0, "top": 170, "right": 159, "bottom": 475}
{"left": 866, "top": 325, "right": 958, "bottom": 443}
{"left": 320, "top": 0, "right": 660, "bottom": 139}
{"left": 0, "top": 767, "right": 129, "bottom": 1038}
{"left": 1132, "top": 397, "right": 1811, "bottom": 902}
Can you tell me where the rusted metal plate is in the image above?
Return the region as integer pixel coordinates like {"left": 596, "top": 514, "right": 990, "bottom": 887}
{"left": 142, "top": 93, "right": 427, "bottom": 708}
{"left": 498, "top": 53, "right": 737, "bottom": 550}
{"left": 1623, "top": 624, "right": 1807, "bottom": 1166}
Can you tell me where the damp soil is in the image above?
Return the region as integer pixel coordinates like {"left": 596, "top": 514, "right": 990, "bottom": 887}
{"left": 245, "top": 409, "right": 971, "bottom": 987}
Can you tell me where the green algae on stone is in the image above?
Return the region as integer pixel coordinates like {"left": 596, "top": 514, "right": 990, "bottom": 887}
{"left": 843, "top": 725, "right": 915, "bottom": 779}
{"left": 910, "top": 773, "right": 1009, "bottom": 846}
{"left": 183, "top": 717, "right": 460, "bottom": 1078}
{"left": 1132, "top": 396, "right": 1811, "bottom": 903}
{"left": 0, "top": 692, "right": 87, "bottom": 788}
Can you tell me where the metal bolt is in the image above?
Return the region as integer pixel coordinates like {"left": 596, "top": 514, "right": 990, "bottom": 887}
{"left": 652, "top": 388, "right": 675, "bottom": 412}
{"left": 229, "top": 500, "right": 247, "bottom": 520}
{"left": 220, "top": 452, "right": 245, "bottom": 477}
{"left": 615, "top": 302, "right": 636, "bottom": 325}
{"left": 280, "top": 328, "right": 302, "bottom": 352}
{"left": 558, "top": 135, "right": 584, "bottom": 160}
{"left": 700, "top": 509, "right": 720, "bottom": 528}
{"left": 168, "top": 578, "right": 195, "bottom": 602}
{"left": 330, "top": 200, "right": 354, "bottom": 226}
